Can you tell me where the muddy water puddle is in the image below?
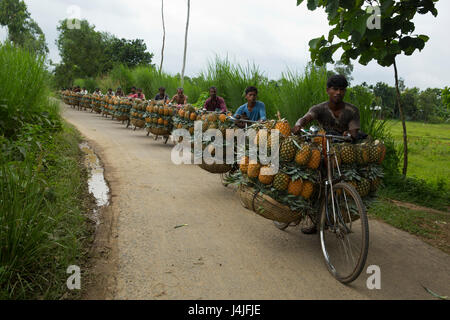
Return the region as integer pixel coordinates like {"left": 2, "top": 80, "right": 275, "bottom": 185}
{"left": 80, "top": 142, "right": 110, "bottom": 224}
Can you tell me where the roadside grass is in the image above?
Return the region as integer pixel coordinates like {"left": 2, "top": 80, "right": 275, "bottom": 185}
{"left": 368, "top": 198, "right": 450, "bottom": 254}
{"left": 386, "top": 120, "right": 450, "bottom": 189}
{"left": 0, "top": 121, "right": 92, "bottom": 300}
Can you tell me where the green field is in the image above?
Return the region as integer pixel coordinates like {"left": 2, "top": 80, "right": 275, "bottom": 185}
{"left": 386, "top": 120, "right": 450, "bottom": 188}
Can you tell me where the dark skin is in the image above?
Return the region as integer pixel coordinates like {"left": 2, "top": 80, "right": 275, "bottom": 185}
{"left": 210, "top": 88, "right": 217, "bottom": 100}
{"left": 292, "top": 86, "right": 358, "bottom": 138}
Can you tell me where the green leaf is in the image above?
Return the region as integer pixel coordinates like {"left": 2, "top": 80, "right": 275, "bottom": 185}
{"left": 296, "top": 0, "right": 305, "bottom": 6}
{"left": 418, "top": 34, "right": 429, "bottom": 43}
{"left": 325, "top": 1, "right": 339, "bottom": 20}
{"left": 307, "top": 0, "right": 319, "bottom": 11}
{"left": 308, "top": 36, "right": 326, "bottom": 50}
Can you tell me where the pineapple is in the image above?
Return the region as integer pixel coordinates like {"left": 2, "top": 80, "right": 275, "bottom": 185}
{"left": 313, "top": 129, "right": 326, "bottom": 145}
{"left": 279, "top": 136, "right": 298, "bottom": 162}
{"left": 287, "top": 179, "right": 303, "bottom": 196}
{"left": 247, "top": 163, "right": 261, "bottom": 178}
{"left": 300, "top": 180, "right": 314, "bottom": 199}
{"left": 258, "top": 166, "right": 275, "bottom": 185}
{"left": 356, "top": 178, "right": 371, "bottom": 197}
{"left": 275, "top": 120, "right": 291, "bottom": 137}
{"left": 369, "top": 140, "right": 383, "bottom": 163}
{"left": 239, "top": 156, "right": 249, "bottom": 173}
{"left": 356, "top": 143, "right": 370, "bottom": 165}
{"left": 307, "top": 147, "right": 321, "bottom": 170}
{"left": 273, "top": 173, "right": 290, "bottom": 191}
{"left": 294, "top": 143, "right": 312, "bottom": 166}
{"left": 340, "top": 143, "right": 356, "bottom": 164}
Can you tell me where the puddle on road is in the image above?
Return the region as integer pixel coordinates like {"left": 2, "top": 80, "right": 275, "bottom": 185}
{"left": 80, "top": 142, "right": 110, "bottom": 225}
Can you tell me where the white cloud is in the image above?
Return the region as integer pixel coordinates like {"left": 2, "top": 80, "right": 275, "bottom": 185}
{"left": 22, "top": 0, "right": 450, "bottom": 89}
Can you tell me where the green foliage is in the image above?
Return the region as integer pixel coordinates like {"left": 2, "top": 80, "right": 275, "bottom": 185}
{"left": 0, "top": 43, "right": 61, "bottom": 138}
{"left": 193, "top": 92, "right": 210, "bottom": 109}
{"left": 54, "top": 19, "right": 154, "bottom": 88}
{"left": 0, "top": 0, "right": 48, "bottom": 56}
{"left": 297, "top": 0, "right": 438, "bottom": 67}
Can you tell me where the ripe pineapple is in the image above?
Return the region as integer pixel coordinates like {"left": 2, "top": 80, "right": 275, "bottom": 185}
{"left": 369, "top": 140, "right": 383, "bottom": 163}
{"left": 377, "top": 141, "right": 386, "bottom": 164}
{"left": 247, "top": 163, "right": 261, "bottom": 178}
{"left": 280, "top": 136, "right": 299, "bottom": 162}
{"left": 275, "top": 120, "right": 291, "bottom": 137}
{"left": 239, "top": 156, "right": 249, "bottom": 174}
{"left": 219, "top": 114, "right": 227, "bottom": 123}
{"left": 258, "top": 166, "right": 275, "bottom": 185}
{"left": 300, "top": 180, "right": 314, "bottom": 199}
{"left": 340, "top": 143, "right": 356, "bottom": 164}
{"left": 273, "top": 173, "right": 290, "bottom": 191}
{"left": 307, "top": 147, "right": 321, "bottom": 170}
{"left": 356, "top": 178, "right": 371, "bottom": 197}
{"left": 287, "top": 179, "right": 303, "bottom": 196}
{"left": 313, "top": 129, "right": 326, "bottom": 145}
{"left": 356, "top": 143, "right": 370, "bottom": 165}
{"left": 294, "top": 143, "right": 312, "bottom": 166}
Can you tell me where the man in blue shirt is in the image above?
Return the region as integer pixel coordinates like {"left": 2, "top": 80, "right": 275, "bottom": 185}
{"left": 234, "top": 86, "right": 266, "bottom": 126}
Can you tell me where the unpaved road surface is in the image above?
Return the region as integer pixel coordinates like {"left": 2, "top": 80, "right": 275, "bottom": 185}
{"left": 62, "top": 104, "right": 449, "bottom": 300}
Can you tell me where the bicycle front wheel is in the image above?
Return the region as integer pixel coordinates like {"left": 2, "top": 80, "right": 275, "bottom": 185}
{"left": 319, "top": 182, "right": 369, "bottom": 284}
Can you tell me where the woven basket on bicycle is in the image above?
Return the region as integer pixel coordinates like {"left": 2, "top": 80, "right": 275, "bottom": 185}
{"left": 238, "top": 185, "right": 302, "bottom": 224}
{"left": 198, "top": 162, "right": 233, "bottom": 174}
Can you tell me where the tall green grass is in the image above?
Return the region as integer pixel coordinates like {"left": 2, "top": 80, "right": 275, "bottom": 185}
{"left": 0, "top": 43, "right": 58, "bottom": 139}
{"left": 1, "top": 42, "right": 89, "bottom": 299}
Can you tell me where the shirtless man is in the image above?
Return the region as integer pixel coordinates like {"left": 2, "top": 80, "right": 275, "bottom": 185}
{"left": 170, "top": 88, "right": 188, "bottom": 105}
{"left": 292, "top": 75, "right": 361, "bottom": 140}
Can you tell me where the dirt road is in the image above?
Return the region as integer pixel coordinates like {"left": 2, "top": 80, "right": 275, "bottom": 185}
{"left": 62, "top": 104, "right": 449, "bottom": 300}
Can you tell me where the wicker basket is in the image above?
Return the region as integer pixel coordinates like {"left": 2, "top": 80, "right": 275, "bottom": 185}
{"left": 198, "top": 162, "right": 233, "bottom": 174}
{"left": 238, "top": 185, "right": 302, "bottom": 223}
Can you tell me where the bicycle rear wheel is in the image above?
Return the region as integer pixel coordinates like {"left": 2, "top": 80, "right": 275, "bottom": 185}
{"left": 319, "top": 182, "right": 369, "bottom": 284}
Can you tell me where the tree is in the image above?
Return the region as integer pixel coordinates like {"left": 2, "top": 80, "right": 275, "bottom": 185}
{"left": 181, "top": 0, "right": 191, "bottom": 87}
{"left": 373, "top": 82, "right": 397, "bottom": 117}
{"left": 54, "top": 19, "right": 153, "bottom": 87}
{"left": 0, "top": 0, "right": 48, "bottom": 55}
{"left": 296, "top": 0, "right": 439, "bottom": 176}
{"left": 160, "top": 0, "right": 166, "bottom": 73}
{"left": 327, "top": 60, "right": 354, "bottom": 84}
{"left": 106, "top": 38, "right": 154, "bottom": 68}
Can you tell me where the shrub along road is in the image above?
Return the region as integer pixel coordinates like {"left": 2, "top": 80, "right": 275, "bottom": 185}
{"left": 61, "top": 103, "right": 449, "bottom": 300}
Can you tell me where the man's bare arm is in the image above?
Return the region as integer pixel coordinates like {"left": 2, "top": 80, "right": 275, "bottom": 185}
{"left": 292, "top": 113, "right": 314, "bottom": 134}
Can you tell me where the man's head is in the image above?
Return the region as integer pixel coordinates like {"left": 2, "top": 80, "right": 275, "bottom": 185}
{"left": 209, "top": 86, "right": 217, "bottom": 98}
{"left": 130, "top": 86, "right": 136, "bottom": 93}
{"left": 107, "top": 88, "right": 113, "bottom": 93}
{"left": 245, "top": 86, "right": 258, "bottom": 104}
{"left": 177, "top": 88, "right": 184, "bottom": 95}
{"left": 326, "top": 75, "right": 348, "bottom": 104}
{"left": 95, "top": 87, "right": 100, "bottom": 92}
{"left": 159, "top": 87, "right": 166, "bottom": 95}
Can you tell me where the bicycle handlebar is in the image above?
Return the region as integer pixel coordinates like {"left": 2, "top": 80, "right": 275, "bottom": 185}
{"left": 301, "top": 129, "right": 352, "bottom": 142}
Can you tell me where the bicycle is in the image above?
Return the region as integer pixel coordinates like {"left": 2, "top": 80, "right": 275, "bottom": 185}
{"left": 275, "top": 127, "right": 369, "bottom": 284}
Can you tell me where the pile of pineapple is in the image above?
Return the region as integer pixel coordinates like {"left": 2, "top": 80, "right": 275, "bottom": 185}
{"left": 114, "top": 98, "right": 132, "bottom": 122}
{"left": 91, "top": 95, "right": 102, "bottom": 114}
{"left": 144, "top": 100, "right": 175, "bottom": 136}
{"left": 232, "top": 120, "right": 386, "bottom": 215}
{"left": 235, "top": 120, "right": 320, "bottom": 214}
{"left": 334, "top": 140, "right": 385, "bottom": 197}
{"left": 193, "top": 111, "right": 238, "bottom": 166}
{"left": 129, "top": 99, "right": 147, "bottom": 128}
{"left": 172, "top": 104, "right": 199, "bottom": 137}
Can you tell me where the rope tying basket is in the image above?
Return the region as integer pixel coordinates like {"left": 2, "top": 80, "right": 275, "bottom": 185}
{"left": 198, "top": 162, "right": 233, "bottom": 174}
{"left": 238, "top": 185, "right": 302, "bottom": 224}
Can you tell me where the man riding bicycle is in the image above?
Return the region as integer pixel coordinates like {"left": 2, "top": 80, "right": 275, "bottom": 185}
{"left": 292, "top": 75, "right": 365, "bottom": 234}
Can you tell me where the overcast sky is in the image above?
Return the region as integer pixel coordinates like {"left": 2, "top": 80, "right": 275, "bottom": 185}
{"left": 2, "top": 0, "right": 449, "bottom": 89}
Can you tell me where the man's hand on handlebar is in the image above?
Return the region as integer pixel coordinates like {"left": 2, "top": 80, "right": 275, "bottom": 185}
{"left": 292, "top": 125, "right": 302, "bottom": 135}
